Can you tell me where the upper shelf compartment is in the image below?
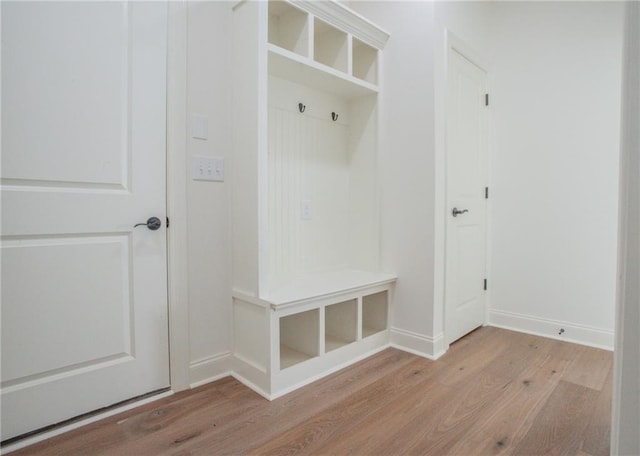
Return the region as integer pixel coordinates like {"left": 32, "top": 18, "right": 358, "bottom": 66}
{"left": 353, "top": 38, "right": 378, "bottom": 85}
{"left": 266, "top": 0, "right": 389, "bottom": 97}
{"left": 268, "top": 0, "right": 309, "bottom": 57}
{"left": 313, "top": 17, "right": 348, "bottom": 73}
{"left": 267, "top": 44, "right": 377, "bottom": 98}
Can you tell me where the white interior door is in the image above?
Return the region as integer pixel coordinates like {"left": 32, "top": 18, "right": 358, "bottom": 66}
{"left": 445, "top": 46, "right": 489, "bottom": 346}
{"left": 1, "top": 2, "right": 169, "bottom": 441}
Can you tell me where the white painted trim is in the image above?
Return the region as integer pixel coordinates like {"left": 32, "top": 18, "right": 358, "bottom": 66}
{"left": 1, "top": 391, "right": 174, "bottom": 454}
{"left": 447, "top": 32, "right": 489, "bottom": 75}
{"left": 188, "top": 352, "right": 233, "bottom": 389}
{"left": 270, "top": 344, "right": 391, "bottom": 400}
{"left": 234, "top": 353, "right": 268, "bottom": 374}
{"left": 232, "top": 289, "right": 269, "bottom": 308}
{"left": 295, "top": 0, "right": 390, "bottom": 50}
{"left": 611, "top": 2, "right": 640, "bottom": 453}
{"left": 489, "top": 309, "right": 614, "bottom": 351}
{"left": 166, "top": 0, "right": 190, "bottom": 392}
{"left": 432, "top": 26, "right": 449, "bottom": 345}
{"left": 231, "top": 372, "right": 272, "bottom": 401}
{"left": 390, "top": 327, "right": 446, "bottom": 360}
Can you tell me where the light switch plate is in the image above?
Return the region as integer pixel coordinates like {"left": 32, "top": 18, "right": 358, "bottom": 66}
{"left": 193, "top": 155, "right": 224, "bottom": 182}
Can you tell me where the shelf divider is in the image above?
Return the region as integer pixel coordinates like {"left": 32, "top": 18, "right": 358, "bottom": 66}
{"left": 267, "top": 44, "right": 378, "bottom": 99}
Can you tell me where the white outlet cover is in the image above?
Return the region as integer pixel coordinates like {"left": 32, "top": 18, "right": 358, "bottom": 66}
{"left": 301, "top": 200, "right": 312, "bottom": 220}
{"left": 191, "top": 114, "right": 208, "bottom": 140}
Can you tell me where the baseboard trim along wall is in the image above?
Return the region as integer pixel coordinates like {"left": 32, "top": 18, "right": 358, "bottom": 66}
{"left": 189, "top": 352, "right": 233, "bottom": 389}
{"left": 390, "top": 327, "right": 446, "bottom": 360}
{"left": 488, "top": 309, "right": 614, "bottom": 351}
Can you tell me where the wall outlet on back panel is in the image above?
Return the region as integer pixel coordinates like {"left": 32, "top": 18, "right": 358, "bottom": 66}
{"left": 301, "top": 200, "right": 312, "bottom": 220}
{"left": 191, "top": 114, "right": 208, "bottom": 140}
{"left": 192, "top": 155, "right": 224, "bottom": 182}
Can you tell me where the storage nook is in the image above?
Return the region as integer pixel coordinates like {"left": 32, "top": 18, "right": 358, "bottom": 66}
{"left": 231, "top": 0, "right": 393, "bottom": 399}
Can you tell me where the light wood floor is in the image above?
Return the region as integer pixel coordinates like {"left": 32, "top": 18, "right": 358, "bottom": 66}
{"left": 11, "top": 327, "right": 613, "bottom": 455}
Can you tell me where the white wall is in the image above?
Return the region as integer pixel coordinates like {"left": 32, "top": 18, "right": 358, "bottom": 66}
{"left": 487, "top": 2, "right": 624, "bottom": 349}
{"left": 349, "top": 1, "right": 623, "bottom": 356}
{"left": 612, "top": 1, "right": 640, "bottom": 453}
{"left": 346, "top": 1, "right": 440, "bottom": 356}
{"left": 347, "top": 1, "right": 495, "bottom": 357}
{"left": 185, "top": 1, "right": 233, "bottom": 384}
{"left": 177, "top": 0, "right": 624, "bottom": 385}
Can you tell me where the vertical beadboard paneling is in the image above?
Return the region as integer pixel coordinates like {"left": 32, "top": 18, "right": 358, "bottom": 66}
{"left": 267, "top": 77, "right": 359, "bottom": 292}
{"left": 348, "top": 95, "right": 378, "bottom": 271}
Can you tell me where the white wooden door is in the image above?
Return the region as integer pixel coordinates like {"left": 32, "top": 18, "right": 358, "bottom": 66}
{"left": 445, "top": 47, "right": 489, "bottom": 346}
{"left": 1, "top": 2, "right": 169, "bottom": 441}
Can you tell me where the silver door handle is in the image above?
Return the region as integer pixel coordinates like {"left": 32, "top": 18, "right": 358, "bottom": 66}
{"left": 134, "top": 217, "right": 162, "bottom": 230}
{"left": 452, "top": 208, "right": 469, "bottom": 217}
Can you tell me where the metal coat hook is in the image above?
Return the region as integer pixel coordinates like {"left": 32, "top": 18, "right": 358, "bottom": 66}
{"left": 298, "top": 103, "right": 306, "bottom": 113}
{"left": 331, "top": 112, "right": 339, "bottom": 121}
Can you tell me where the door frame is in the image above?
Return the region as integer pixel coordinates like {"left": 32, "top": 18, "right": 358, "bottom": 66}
{"left": 437, "top": 30, "right": 492, "bottom": 352}
{"left": 166, "top": 0, "right": 190, "bottom": 393}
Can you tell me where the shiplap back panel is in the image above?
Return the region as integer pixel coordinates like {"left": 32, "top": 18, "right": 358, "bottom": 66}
{"left": 266, "top": 77, "right": 378, "bottom": 293}
{"left": 267, "top": 79, "right": 348, "bottom": 291}
{"left": 347, "top": 95, "right": 378, "bottom": 271}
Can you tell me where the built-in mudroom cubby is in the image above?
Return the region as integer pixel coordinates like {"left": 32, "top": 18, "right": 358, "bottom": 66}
{"left": 231, "top": 0, "right": 393, "bottom": 399}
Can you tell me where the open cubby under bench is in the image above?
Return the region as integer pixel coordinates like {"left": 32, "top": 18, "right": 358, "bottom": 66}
{"left": 232, "top": 270, "right": 396, "bottom": 399}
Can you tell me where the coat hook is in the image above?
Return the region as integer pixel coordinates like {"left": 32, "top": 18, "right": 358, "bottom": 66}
{"left": 331, "top": 112, "right": 338, "bottom": 121}
{"left": 298, "top": 103, "right": 306, "bottom": 113}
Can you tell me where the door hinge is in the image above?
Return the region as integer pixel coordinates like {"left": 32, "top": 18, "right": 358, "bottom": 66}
{"left": 166, "top": 216, "right": 170, "bottom": 228}
{"left": 485, "top": 93, "right": 489, "bottom": 106}
{"left": 485, "top": 187, "right": 489, "bottom": 199}
{"left": 484, "top": 279, "right": 488, "bottom": 291}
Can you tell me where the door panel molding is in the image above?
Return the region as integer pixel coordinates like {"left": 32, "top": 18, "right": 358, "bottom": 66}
{"left": 1, "top": 1, "right": 169, "bottom": 441}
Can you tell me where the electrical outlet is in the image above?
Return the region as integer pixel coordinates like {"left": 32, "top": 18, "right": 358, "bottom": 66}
{"left": 192, "top": 155, "right": 224, "bottom": 182}
{"left": 301, "top": 200, "right": 312, "bottom": 220}
{"left": 191, "top": 114, "right": 208, "bottom": 140}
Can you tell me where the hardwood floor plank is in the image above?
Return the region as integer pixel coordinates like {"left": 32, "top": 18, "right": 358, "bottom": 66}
{"left": 246, "top": 357, "right": 438, "bottom": 455}
{"left": 303, "top": 325, "right": 518, "bottom": 456}
{"left": 6, "top": 328, "right": 613, "bottom": 456}
{"left": 512, "top": 380, "right": 600, "bottom": 455}
{"left": 386, "top": 335, "right": 563, "bottom": 454}
{"left": 126, "top": 348, "right": 416, "bottom": 455}
{"left": 13, "top": 377, "right": 246, "bottom": 456}
{"left": 580, "top": 367, "right": 614, "bottom": 456}
{"left": 316, "top": 332, "right": 542, "bottom": 455}
{"left": 562, "top": 344, "right": 613, "bottom": 391}
{"left": 432, "top": 326, "right": 513, "bottom": 386}
{"left": 14, "top": 350, "right": 413, "bottom": 456}
{"left": 446, "top": 345, "right": 574, "bottom": 454}
{"left": 313, "top": 369, "right": 456, "bottom": 454}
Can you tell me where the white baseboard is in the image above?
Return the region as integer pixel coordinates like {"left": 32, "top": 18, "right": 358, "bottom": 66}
{"left": 390, "top": 327, "right": 446, "bottom": 360}
{"left": 231, "top": 372, "right": 272, "bottom": 400}
{"left": 189, "top": 352, "right": 233, "bottom": 389}
{"left": 488, "top": 309, "right": 614, "bottom": 351}
{"left": 270, "top": 343, "right": 392, "bottom": 400}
